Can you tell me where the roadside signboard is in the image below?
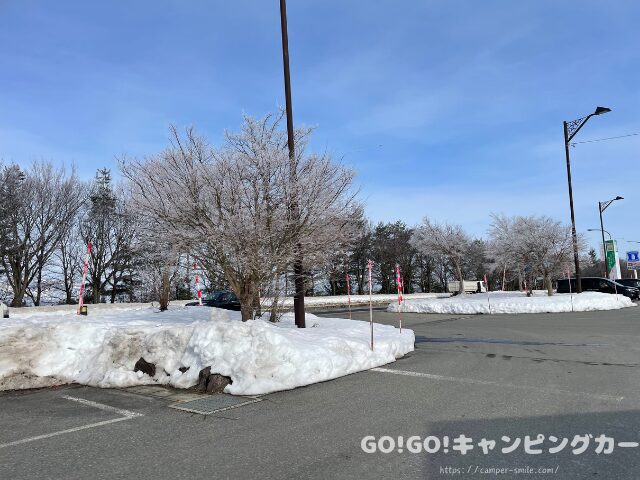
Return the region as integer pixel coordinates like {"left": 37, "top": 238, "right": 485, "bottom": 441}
{"left": 605, "top": 240, "right": 622, "bottom": 279}
{"left": 627, "top": 251, "right": 640, "bottom": 270}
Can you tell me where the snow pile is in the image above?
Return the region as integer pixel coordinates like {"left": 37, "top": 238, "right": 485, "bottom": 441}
{"left": 278, "top": 292, "right": 449, "bottom": 307}
{"left": 0, "top": 305, "right": 413, "bottom": 394}
{"left": 387, "top": 291, "right": 635, "bottom": 315}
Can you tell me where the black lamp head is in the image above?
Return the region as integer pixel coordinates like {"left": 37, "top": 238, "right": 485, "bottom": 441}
{"left": 594, "top": 106, "right": 612, "bottom": 115}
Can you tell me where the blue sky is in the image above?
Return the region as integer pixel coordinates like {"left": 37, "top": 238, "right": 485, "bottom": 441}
{"left": 1, "top": 1, "right": 639, "bottom": 255}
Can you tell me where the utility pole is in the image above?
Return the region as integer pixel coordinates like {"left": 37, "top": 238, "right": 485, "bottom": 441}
{"left": 279, "top": 0, "right": 305, "bottom": 328}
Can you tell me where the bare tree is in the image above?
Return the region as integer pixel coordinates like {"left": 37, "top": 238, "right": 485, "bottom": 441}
{"left": 488, "top": 214, "right": 580, "bottom": 296}
{"left": 121, "top": 113, "right": 359, "bottom": 320}
{"left": 411, "top": 218, "right": 472, "bottom": 295}
{"left": 137, "top": 226, "right": 182, "bottom": 311}
{"left": 79, "top": 170, "right": 137, "bottom": 304}
{"left": 1, "top": 162, "right": 84, "bottom": 306}
{"left": 348, "top": 221, "right": 373, "bottom": 295}
{"left": 54, "top": 222, "right": 85, "bottom": 304}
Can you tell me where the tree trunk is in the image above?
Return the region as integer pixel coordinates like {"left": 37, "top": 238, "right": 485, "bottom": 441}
{"left": 35, "top": 266, "right": 42, "bottom": 306}
{"left": 110, "top": 270, "right": 117, "bottom": 303}
{"left": 252, "top": 287, "right": 262, "bottom": 318}
{"left": 454, "top": 261, "right": 465, "bottom": 295}
{"left": 240, "top": 298, "right": 253, "bottom": 321}
{"left": 92, "top": 272, "right": 101, "bottom": 304}
{"left": 10, "top": 290, "right": 25, "bottom": 308}
{"left": 544, "top": 272, "right": 553, "bottom": 296}
{"left": 63, "top": 265, "right": 73, "bottom": 304}
{"left": 158, "top": 268, "right": 171, "bottom": 311}
{"left": 518, "top": 269, "right": 524, "bottom": 292}
{"left": 269, "top": 289, "right": 280, "bottom": 323}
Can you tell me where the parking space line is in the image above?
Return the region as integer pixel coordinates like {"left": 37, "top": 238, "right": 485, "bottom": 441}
{"left": 371, "top": 367, "right": 624, "bottom": 402}
{"left": 60, "top": 395, "right": 142, "bottom": 418}
{"left": 0, "top": 395, "right": 143, "bottom": 450}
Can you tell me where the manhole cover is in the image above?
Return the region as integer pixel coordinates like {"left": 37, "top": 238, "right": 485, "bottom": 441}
{"left": 169, "top": 394, "right": 261, "bottom": 415}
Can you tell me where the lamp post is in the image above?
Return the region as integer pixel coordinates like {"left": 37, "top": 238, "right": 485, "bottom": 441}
{"left": 588, "top": 227, "right": 613, "bottom": 277}
{"left": 279, "top": 0, "right": 305, "bottom": 328}
{"left": 587, "top": 228, "right": 611, "bottom": 240}
{"left": 563, "top": 106, "right": 611, "bottom": 292}
{"left": 597, "top": 196, "right": 623, "bottom": 278}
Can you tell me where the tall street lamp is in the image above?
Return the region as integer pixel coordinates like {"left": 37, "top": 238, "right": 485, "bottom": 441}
{"left": 279, "top": 0, "right": 305, "bottom": 328}
{"left": 587, "top": 227, "right": 613, "bottom": 277}
{"left": 598, "top": 196, "right": 623, "bottom": 278}
{"left": 563, "top": 106, "right": 611, "bottom": 292}
{"left": 587, "top": 228, "right": 612, "bottom": 240}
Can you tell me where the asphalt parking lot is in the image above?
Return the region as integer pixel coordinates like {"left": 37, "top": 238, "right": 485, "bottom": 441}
{"left": 2, "top": 306, "right": 640, "bottom": 479}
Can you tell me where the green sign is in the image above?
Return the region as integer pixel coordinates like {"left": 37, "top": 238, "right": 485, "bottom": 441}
{"left": 605, "top": 240, "right": 617, "bottom": 271}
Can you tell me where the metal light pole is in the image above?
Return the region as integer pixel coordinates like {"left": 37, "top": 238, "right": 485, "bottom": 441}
{"left": 587, "top": 228, "right": 612, "bottom": 240}
{"left": 597, "top": 196, "right": 623, "bottom": 278}
{"left": 588, "top": 227, "right": 613, "bottom": 277}
{"left": 563, "top": 106, "right": 611, "bottom": 293}
{"left": 279, "top": 0, "right": 305, "bottom": 328}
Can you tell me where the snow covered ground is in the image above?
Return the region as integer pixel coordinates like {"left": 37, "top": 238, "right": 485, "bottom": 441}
{"left": 0, "top": 305, "right": 413, "bottom": 395}
{"left": 279, "top": 292, "right": 449, "bottom": 307}
{"left": 0, "top": 293, "right": 447, "bottom": 316}
{"left": 387, "top": 291, "right": 636, "bottom": 315}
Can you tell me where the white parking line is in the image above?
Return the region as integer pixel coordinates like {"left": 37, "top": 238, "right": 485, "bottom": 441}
{"left": 0, "top": 395, "right": 143, "bottom": 449}
{"left": 371, "top": 367, "right": 624, "bottom": 402}
{"left": 60, "top": 395, "right": 142, "bottom": 418}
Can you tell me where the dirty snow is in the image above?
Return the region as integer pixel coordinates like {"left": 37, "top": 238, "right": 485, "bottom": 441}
{"left": 0, "top": 304, "right": 413, "bottom": 395}
{"left": 387, "top": 291, "right": 635, "bottom": 315}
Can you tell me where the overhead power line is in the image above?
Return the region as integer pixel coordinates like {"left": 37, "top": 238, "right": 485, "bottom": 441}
{"left": 571, "top": 132, "right": 640, "bottom": 146}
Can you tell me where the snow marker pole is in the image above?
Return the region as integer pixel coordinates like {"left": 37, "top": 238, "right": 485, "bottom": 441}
{"left": 368, "top": 259, "right": 373, "bottom": 351}
{"left": 484, "top": 273, "right": 491, "bottom": 314}
{"left": 567, "top": 270, "right": 574, "bottom": 312}
{"left": 346, "top": 271, "right": 351, "bottom": 320}
{"left": 77, "top": 242, "right": 91, "bottom": 315}
{"left": 194, "top": 261, "right": 202, "bottom": 306}
{"left": 395, "top": 265, "right": 403, "bottom": 333}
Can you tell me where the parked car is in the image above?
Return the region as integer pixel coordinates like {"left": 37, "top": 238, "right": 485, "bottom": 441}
{"left": 557, "top": 277, "right": 640, "bottom": 300}
{"left": 447, "top": 280, "right": 486, "bottom": 294}
{"left": 615, "top": 278, "right": 640, "bottom": 290}
{"left": 185, "top": 291, "right": 241, "bottom": 311}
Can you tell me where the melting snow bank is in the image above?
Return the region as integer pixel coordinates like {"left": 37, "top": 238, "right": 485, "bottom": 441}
{"left": 0, "top": 306, "right": 414, "bottom": 394}
{"left": 387, "top": 291, "right": 636, "bottom": 315}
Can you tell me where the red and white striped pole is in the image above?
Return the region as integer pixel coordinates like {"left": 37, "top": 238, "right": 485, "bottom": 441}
{"left": 395, "top": 265, "right": 403, "bottom": 333}
{"left": 368, "top": 259, "right": 374, "bottom": 351}
{"left": 77, "top": 242, "right": 91, "bottom": 315}
{"left": 346, "top": 271, "right": 351, "bottom": 320}
{"left": 194, "top": 261, "right": 202, "bottom": 306}
{"left": 567, "top": 270, "right": 574, "bottom": 312}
